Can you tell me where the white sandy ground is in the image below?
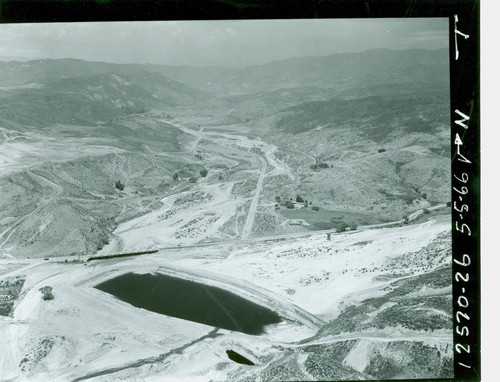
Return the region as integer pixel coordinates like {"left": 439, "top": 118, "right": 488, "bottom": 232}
{"left": 99, "top": 182, "right": 239, "bottom": 252}
{"left": 0, "top": 127, "right": 124, "bottom": 175}
{"left": 0, "top": 215, "right": 451, "bottom": 381}
{"left": 176, "top": 215, "right": 451, "bottom": 318}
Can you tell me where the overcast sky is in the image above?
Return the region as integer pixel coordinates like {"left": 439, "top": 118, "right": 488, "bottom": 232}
{"left": 0, "top": 18, "right": 448, "bottom": 67}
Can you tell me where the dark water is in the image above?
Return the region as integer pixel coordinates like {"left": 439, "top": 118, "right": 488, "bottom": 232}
{"left": 95, "top": 272, "right": 282, "bottom": 335}
{"left": 226, "top": 350, "right": 255, "bottom": 365}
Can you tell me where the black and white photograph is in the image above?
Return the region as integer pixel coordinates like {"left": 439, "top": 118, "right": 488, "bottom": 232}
{"left": 0, "top": 7, "right": 480, "bottom": 382}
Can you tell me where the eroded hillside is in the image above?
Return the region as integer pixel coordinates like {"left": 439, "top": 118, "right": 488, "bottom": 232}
{"left": 0, "top": 49, "right": 450, "bottom": 258}
{"left": 0, "top": 47, "right": 453, "bottom": 382}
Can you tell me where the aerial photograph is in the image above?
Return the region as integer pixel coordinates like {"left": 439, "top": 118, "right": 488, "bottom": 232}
{"left": 0, "top": 18, "right": 453, "bottom": 381}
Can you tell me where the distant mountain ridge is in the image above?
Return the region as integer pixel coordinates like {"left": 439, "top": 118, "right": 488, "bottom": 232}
{"left": 0, "top": 71, "right": 203, "bottom": 126}
{"left": 135, "top": 48, "right": 450, "bottom": 94}
{"left": 0, "top": 48, "right": 449, "bottom": 95}
{"left": 203, "top": 48, "right": 449, "bottom": 92}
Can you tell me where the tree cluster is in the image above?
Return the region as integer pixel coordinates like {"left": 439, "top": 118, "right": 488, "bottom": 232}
{"left": 39, "top": 286, "right": 54, "bottom": 301}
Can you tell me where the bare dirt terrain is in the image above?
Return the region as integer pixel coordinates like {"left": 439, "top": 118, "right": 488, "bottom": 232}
{"left": 0, "top": 48, "right": 452, "bottom": 381}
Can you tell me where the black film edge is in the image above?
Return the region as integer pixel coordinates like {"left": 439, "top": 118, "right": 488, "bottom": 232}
{"left": 450, "top": 1, "right": 480, "bottom": 381}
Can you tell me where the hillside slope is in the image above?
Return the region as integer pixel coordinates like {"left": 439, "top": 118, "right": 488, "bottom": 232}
{"left": 0, "top": 72, "right": 204, "bottom": 127}
{"left": 0, "top": 49, "right": 450, "bottom": 257}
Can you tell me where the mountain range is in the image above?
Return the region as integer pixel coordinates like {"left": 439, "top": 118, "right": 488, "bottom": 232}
{"left": 0, "top": 47, "right": 450, "bottom": 258}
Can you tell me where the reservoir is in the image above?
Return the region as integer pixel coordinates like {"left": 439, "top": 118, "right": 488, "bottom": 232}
{"left": 95, "top": 272, "right": 282, "bottom": 335}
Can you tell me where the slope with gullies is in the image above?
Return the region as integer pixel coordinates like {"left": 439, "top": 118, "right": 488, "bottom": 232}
{"left": 0, "top": 73, "right": 204, "bottom": 128}
{"left": 0, "top": 48, "right": 453, "bottom": 382}
{"left": 0, "top": 48, "right": 450, "bottom": 259}
{"left": 0, "top": 63, "right": 208, "bottom": 258}
{"left": 246, "top": 81, "right": 451, "bottom": 224}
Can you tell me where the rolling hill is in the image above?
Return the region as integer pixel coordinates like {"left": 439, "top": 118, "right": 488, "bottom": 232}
{"left": 0, "top": 48, "right": 450, "bottom": 258}
{"left": 0, "top": 47, "right": 453, "bottom": 382}
{"left": 0, "top": 71, "right": 204, "bottom": 127}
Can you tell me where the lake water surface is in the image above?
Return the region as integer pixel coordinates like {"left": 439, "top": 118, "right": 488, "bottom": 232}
{"left": 95, "top": 272, "right": 282, "bottom": 335}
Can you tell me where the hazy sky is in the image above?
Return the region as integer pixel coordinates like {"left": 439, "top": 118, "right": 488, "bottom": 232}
{"left": 0, "top": 18, "right": 448, "bottom": 67}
